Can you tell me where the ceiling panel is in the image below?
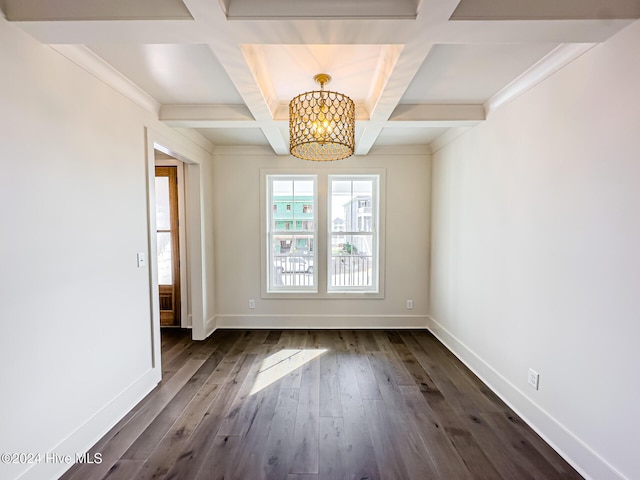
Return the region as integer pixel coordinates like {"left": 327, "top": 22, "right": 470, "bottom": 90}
{"left": 223, "top": 0, "right": 419, "bottom": 19}
{"left": 451, "top": 0, "right": 640, "bottom": 20}
{"left": 3, "top": 0, "right": 192, "bottom": 21}
{"left": 87, "top": 44, "right": 244, "bottom": 105}
{"left": 252, "top": 44, "right": 394, "bottom": 104}
{"left": 375, "top": 127, "right": 449, "bottom": 146}
{"left": 401, "top": 43, "right": 557, "bottom": 104}
{"left": 197, "top": 128, "right": 269, "bottom": 146}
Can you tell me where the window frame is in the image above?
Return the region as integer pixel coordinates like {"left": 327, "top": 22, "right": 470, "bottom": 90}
{"left": 261, "top": 168, "right": 385, "bottom": 299}
{"left": 264, "top": 174, "right": 318, "bottom": 294}
{"left": 327, "top": 174, "right": 380, "bottom": 294}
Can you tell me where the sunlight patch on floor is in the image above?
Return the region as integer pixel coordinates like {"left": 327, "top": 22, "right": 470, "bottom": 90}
{"left": 250, "top": 348, "right": 327, "bottom": 395}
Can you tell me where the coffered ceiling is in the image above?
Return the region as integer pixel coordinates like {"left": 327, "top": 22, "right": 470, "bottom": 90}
{"left": 2, "top": 0, "right": 638, "bottom": 153}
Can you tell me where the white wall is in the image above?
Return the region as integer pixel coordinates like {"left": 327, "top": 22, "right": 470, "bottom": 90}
{"left": 430, "top": 20, "right": 640, "bottom": 480}
{"left": 0, "top": 17, "right": 214, "bottom": 480}
{"left": 212, "top": 146, "right": 431, "bottom": 328}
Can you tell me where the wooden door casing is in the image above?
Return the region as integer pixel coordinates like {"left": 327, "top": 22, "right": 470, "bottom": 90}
{"left": 156, "top": 166, "right": 181, "bottom": 326}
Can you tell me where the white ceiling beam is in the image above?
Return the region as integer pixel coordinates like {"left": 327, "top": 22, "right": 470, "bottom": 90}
{"left": 352, "top": 43, "right": 436, "bottom": 155}
{"left": 12, "top": 14, "right": 633, "bottom": 47}
{"left": 158, "top": 104, "right": 483, "bottom": 129}
{"left": 176, "top": 3, "right": 291, "bottom": 155}
{"left": 258, "top": 126, "right": 290, "bottom": 155}
{"left": 355, "top": 126, "right": 384, "bottom": 156}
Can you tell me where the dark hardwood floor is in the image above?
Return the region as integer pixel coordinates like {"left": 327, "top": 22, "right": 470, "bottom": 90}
{"left": 62, "top": 329, "right": 582, "bottom": 480}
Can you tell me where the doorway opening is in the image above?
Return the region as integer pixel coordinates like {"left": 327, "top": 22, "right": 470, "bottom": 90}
{"left": 155, "top": 151, "right": 189, "bottom": 329}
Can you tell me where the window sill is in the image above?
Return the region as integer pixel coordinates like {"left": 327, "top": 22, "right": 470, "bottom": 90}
{"left": 262, "top": 291, "right": 384, "bottom": 300}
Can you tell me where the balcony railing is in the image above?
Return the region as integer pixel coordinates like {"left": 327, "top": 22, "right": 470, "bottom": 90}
{"left": 271, "top": 254, "right": 373, "bottom": 287}
{"left": 272, "top": 255, "right": 314, "bottom": 287}
{"left": 330, "top": 255, "right": 372, "bottom": 287}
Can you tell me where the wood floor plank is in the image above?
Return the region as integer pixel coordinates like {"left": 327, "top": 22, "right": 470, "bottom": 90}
{"left": 100, "top": 459, "right": 144, "bottom": 480}
{"left": 63, "top": 329, "right": 584, "bottom": 480}
{"left": 342, "top": 331, "right": 382, "bottom": 400}
{"left": 132, "top": 337, "right": 247, "bottom": 480}
{"left": 486, "top": 411, "right": 580, "bottom": 480}
{"left": 133, "top": 383, "right": 223, "bottom": 480}
{"left": 121, "top": 335, "right": 234, "bottom": 460}
{"left": 159, "top": 329, "right": 193, "bottom": 366}
{"left": 399, "top": 384, "right": 480, "bottom": 480}
{"left": 222, "top": 382, "right": 281, "bottom": 479}
{"left": 289, "top": 349, "right": 321, "bottom": 475}
{"left": 367, "top": 352, "right": 442, "bottom": 480}
{"left": 402, "top": 332, "right": 541, "bottom": 480}
{"left": 217, "top": 341, "right": 283, "bottom": 437}
{"left": 370, "top": 330, "right": 414, "bottom": 385}
{"left": 264, "top": 330, "right": 283, "bottom": 344}
{"left": 336, "top": 351, "right": 381, "bottom": 480}
{"left": 262, "top": 387, "right": 300, "bottom": 479}
{"left": 362, "top": 398, "right": 412, "bottom": 479}
{"left": 160, "top": 353, "right": 257, "bottom": 479}
{"left": 193, "top": 434, "right": 242, "bottom": 480}
{"left": 318, "top": 330, "right": 342, "bottom": 418}
{"left": 290, "top": 329, "right": 310, "bottom": 349}
{"left": 318, "top": 417, "right": 346, "bottom": 480}
{"left": 62, "top": 352, "right": 217, "bottom": 480}
{"left": 498, "top": 411, "right": 583, "bottom": 479}
{"left": 355, "top": 329, "right": 380, "bottom": 352}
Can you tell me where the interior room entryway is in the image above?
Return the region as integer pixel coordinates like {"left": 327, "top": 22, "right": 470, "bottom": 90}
{"left": 155, "top": 164, "right": 182, "bottom": 327}
{"left": 149, "top": 139, "right": 209, "bottom": 342}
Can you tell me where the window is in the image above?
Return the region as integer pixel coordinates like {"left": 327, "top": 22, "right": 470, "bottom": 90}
{"left": 262, "top": 170, "right": 384, "bottom": 298}
{"left": 328, "top": 175, "right": 379, "bottom": 293}
{"left": 266, "top": 175, "right": 317, "bottom": 292}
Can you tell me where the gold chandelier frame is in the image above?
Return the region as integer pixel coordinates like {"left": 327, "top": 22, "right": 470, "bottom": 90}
{"left": 289, "top": 73, "right": 355, "bottom": 161}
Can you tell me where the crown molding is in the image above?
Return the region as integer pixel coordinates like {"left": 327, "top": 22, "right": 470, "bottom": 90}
{"left": 484, "top": 43, "right": 595, "bottom": 117}
{"left": 366, "top": 144, "right": 432, "bottom": 156}
{"left": 430, "top": 127, "right": 472, "bottom": 154}
{"left": 49, "top": 44, "right": 161, "bottom": 115}
{"left": 212, "top": 145, "right": 276, "bottom": 156}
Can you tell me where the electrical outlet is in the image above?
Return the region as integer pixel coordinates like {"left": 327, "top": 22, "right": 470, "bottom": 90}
{"left": 406, "top": 299, "right": 414, "bottom": 310}
{"left": 248, "top": 299, "right": 255, "bottom": 309}
{"left": 527, "top": 368, "right": 539, "bottom": 390}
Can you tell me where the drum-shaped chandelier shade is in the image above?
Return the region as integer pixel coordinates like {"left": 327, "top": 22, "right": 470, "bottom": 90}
{"left": 289, "top": 74, "right": 355, "bottom": 161}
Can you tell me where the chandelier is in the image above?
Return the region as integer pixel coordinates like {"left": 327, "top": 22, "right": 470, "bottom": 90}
{"left": 289, "top": 73, "right": 355, "bottom": 161}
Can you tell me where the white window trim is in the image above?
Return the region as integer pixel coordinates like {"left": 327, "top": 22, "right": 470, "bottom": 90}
{"left": 260, "top": 168, "right": 385, "bottom": 299}
{"left": 327, "top": 174, "right": 380, "bottom": 294}
{"left": 264, "top": 173, "right": 318, "bottom": 294}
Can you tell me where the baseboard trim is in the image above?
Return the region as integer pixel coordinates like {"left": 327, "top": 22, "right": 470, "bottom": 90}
{"left": 17, "top": 367, "right": 161, "bottom": 480}
{"left": 426, "top": 315, "right": 628, "bottom": 480}
{"left": 215, "top": 314, "right": 429, "bottom": 330}
{"left": 204, "top": 315, "right": 217, "bottom": 338}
